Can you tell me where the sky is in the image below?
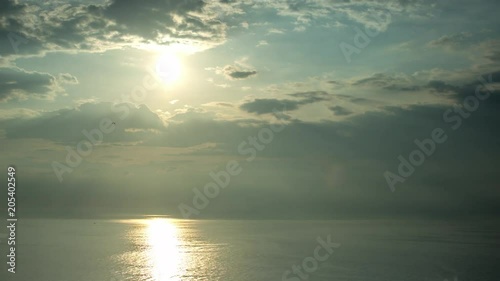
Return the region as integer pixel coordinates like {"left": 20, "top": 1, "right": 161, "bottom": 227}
{"left": 0, "top": 0, "right": 499, "bottom": 219}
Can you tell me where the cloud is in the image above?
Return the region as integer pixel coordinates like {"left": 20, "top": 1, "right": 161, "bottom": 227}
{"left": 217, "top": 65, "right": 257, "bottom": 80}
{"left": 241, "top": 91, "right": 331, "bottom": 114}
{"left": 0, "top": 108, "right": 40, "bottom": 121}
{"left": 288, "top": 91, "right": 330, "bottom": 103}
{"left": 294, "top": 25, "right": 307, "bottom": 32}
{"left": 0, "top": 0, "right": 25, "bottom": 16}
{"left": 0, "top": 0, "right": 465, "bottom": 60}
{"left": 329, "top": 106, "right": 353, "bottom": 116}
{"left": 267, "top": 28, "right": 285, "bottom": 35}
{"left": 425, "top": 80, "right": 460, "bottom": 93}
{"left": 258, "top": 0, "right": 431, "bottom": 33}
{"left": 5, "top": 100, "right": 500, "bottom": 218}
{"left": 3, "top": 102, "right": 165, "bottom": 143}
{"left": 58, "top": 73, "right": 79, "bottom": 84}
{"left": 478, "top": 39, "right": 500, "bottom": 64}
{"left": 256, "top": 40, "right": 269, "bottom": 47}
{"left": 207, "top": 57, "right": 259, "bottom": 81}
{"left": 351, "top": 72, "right": 421, "bottom": 92}
{"left": 0, "top": 67, "right": 61, "bottom": 101}
{"left": 2, "top": 0, "right": 500, "bottom": 220}
{"left": 240, "top": 98, "right": 299, "bottom": 114}
{"left": 0, "top": 0, "right": 232, "bottom": 58}
{"left": 427, "top": 32, "right": 472, "bottom": 50}
{"left": 347, "top": 71, "right": 488, "bottom": 97}
{"left": 215, "top": 102, "right": 233, "bottom": 107}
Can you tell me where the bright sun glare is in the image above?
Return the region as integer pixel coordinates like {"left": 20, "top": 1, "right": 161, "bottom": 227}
{"left": 147, "top": 219, "right": 183, "bottom": 281}
{"left": 155, "top": 52, "right": 182, "bottom": 84}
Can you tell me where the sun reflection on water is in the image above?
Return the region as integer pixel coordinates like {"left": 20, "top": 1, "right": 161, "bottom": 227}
{"left": 146, "top": 219, "right": 184, "bottom": 281}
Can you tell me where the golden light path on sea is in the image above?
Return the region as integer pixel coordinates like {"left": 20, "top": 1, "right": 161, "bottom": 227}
{"left": 146, "top": 218, "right": 184, "bottom": 281}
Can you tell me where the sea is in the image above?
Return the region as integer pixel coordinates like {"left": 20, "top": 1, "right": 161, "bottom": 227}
{"left": 1, "top": 218, "right": 499, "bottom": 281}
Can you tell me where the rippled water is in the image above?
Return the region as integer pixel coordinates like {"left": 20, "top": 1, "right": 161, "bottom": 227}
{"left": 1, "top": 218, "right": 499, "bottom": 281}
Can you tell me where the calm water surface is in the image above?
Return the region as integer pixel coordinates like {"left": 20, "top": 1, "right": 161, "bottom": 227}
{"left": 1, "top": 218, "right": 499, "bottom": 281}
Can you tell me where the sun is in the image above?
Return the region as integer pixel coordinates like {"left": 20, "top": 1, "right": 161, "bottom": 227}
{"left": 155, "top": 52, "right": 182, "bottom": 84}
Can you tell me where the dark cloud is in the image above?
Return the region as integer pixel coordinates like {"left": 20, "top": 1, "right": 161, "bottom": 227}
{"left": 420, "top": 70, "right": 500, "bottom": 103}
{"left": 0, "top": 0, "right": 25, "bottom": 16}
{"left": 331, "top": 94, "right": 377, "bottom": 105}
{"left": 337, "top": 68, "right": 493, "bottom": 111}
{"left": 240, "top": 98, "right": 298, "bottom": 114}
{"left": 450, "top": 71, "right": 500, "bottom": 105}
{"left": 329, "top": 105, "right": 353, "bottom": 116}
{"left": 220, "top": 65, "right": 257, "bottom": 80}
{"left": 0, "top": 67, "right": 59, "bottom": 101}
{"left": 6, "top": 99, "right": 500, "bottom": 218}
{"left": 1, "top": 59, "right": 500, "bottom": 218}
{"left": 425, "top": 80, "right": 460, "bottom": 93}
{"left": 352, "top": 73, "right": 420, "bottom": 92}
{"left": 240, "top": 91, "right": 331, "bottom": 114}
{"left": 288, "top": 90, "right": 330, "bottom": 103}
{"left": 0, "top": 0, "right": 228, "bottom": 58}
{"left": 327, "top": 80, "right": 341, "bottom": 85}
{"left": 350, "top": 68, "right": 500, "bottom": 98}
{"left": 228, "top": 70, "right": 257, "bottom": 79}
{"left": 479, "top": 40, "right": 500, "bottom": 63}
{"left": 350, "top": 97, "right": 379, "bottom": 105}
{"left": 103, "top": 0, "right": 211, "bottom": 40}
